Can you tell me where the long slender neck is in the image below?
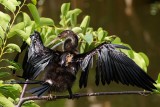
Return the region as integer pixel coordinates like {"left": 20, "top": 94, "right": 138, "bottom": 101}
{"left": 63, "top": 32, "right": 78, "bottom": 53}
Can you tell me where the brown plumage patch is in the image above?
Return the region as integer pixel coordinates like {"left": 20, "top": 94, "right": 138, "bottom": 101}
{"left": 65, "top": 53, "right": 73, "bottom": 66}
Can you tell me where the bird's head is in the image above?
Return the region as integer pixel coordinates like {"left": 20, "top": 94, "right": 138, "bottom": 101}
{"left": 48, "top": 30, "right": 79, "bottom": 53}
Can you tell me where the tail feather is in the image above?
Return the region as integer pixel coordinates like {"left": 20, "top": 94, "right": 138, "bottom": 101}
{"left": 28, "top": 84, "right": 50, "bottom": 97}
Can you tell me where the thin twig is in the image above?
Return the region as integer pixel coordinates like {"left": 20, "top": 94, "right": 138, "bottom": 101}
{"left": 16, "top": 91, "right": 153, "bottom": 107}
{"left": 16, "top": 79, "right": 28, "bottom": 107}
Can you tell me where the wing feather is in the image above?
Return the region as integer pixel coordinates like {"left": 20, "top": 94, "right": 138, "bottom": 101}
{"left": 75, "top": 43, "right": 156, "bottom": 91}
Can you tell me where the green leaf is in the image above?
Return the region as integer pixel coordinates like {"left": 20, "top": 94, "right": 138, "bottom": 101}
{"left": 40, "top": 17, "right": 54, "bottom": 26}
{"left": 156, "top": 73, "right": 160, "bottom": 83}
{"left": 0, "top": 11, "right": 11, "bottom": 31}
{"left": 5, "top": 59, "right": 21, "bottom": 70}
{"left": 111, "top": 37, "right": 121, "bottom": 43}
{"left": 132, "top": 52, "right": 147, "bottom": 72}
{"left": 80, "top": 15, "right": 90, "bottom": 33}
{"left": 80, "top": 42, "right": 86, "bottom": 53}
{"left": 61, "top": 3, "right": 70, "bottom": 16}
{"left": 6, "top": 43, "right": 21, "bottom": 53}
{"left": 7, "top": 22, "right": 25, "bottom": 38}
{"left": 97, "top": 28, "right": 106, "bottom": 41}
{"left": 139, "top": 52, "right": 149, "bottom": 66}
{"left": 0, "top": 0, "right": 19, "bottom": 12}
{"left": 0, "top": 72, "right": 10, "bottom": 78}
{"left": 84, "top": 33, "right": 93, "bottom": 45}
{"left": 67, "top": 9, "right": 82, "bottom": 27}
{"left": 0, "top": 27, "right": 5, "bottom": 46}
{"left": 23, "top": 12, "right": 32, "bottom": 26}
{"left": 31, "top": 0, "right": 37, "bottom": 5}
{"left": 22, "top": 101, "right": 40, "bottom": 107}
{"left": 72, "top": 27, "right": 82, "bottom": 33}
{"left": 66, "top": 9, "right": 82, "bottom": 18}
{"left": 15, "top": 29, "right": 29, "bottom": 40}
{"left": 27, "top": 3, "right": 40, "bottom": 25}
{"left": 0, "top": 94, "right": 14, "bottom": 107}
{"left": 0, "top": 83, "right": 22, "bottom": 100}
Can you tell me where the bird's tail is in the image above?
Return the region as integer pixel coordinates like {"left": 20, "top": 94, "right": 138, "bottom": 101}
{"left": 28, "top": 83, "right": 51, "bottom": 97}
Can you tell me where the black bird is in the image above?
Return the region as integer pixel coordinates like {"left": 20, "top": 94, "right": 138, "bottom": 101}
{"left": 27, "top": 30, "right": 156, "bottom": 98}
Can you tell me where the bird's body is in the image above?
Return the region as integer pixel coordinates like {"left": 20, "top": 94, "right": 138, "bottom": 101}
{"left": 17, "top": 30, "right": 156, "bottom": 97}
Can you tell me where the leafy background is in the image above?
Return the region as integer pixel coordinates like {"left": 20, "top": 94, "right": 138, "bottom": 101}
{"left": 0, "top": 0, "right": 160, "bottom": 107}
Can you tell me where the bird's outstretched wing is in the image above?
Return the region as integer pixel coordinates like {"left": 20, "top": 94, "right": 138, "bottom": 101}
{"left": 22, "top": 31, "right": 59, "bottom": 80}
{"left": 74, "top": 43, "right": 156, "bottom": 91}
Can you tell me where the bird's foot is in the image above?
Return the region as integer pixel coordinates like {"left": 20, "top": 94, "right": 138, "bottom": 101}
{"left": 47, "top": 94, "right": 56, "bottom": 101}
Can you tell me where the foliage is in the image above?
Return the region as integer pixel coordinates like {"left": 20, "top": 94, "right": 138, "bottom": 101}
{"left": 0, "top": 0, "right": 159, "bottom": 106}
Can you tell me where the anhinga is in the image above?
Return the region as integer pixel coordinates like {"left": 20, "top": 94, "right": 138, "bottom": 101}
{"left": 15, "top": 30, "right": 156, "bottom": 98}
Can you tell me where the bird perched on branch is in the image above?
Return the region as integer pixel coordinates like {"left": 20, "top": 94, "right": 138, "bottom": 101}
{"left": 13, "top": 30, "right": 156, "bottom": 98}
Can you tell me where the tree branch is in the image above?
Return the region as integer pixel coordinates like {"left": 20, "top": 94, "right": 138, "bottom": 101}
{"left": 16, "top": 91, "right": 153, "bottom": 107}
{"left": 16, "top": 79, "right": 28, "bottom": 107}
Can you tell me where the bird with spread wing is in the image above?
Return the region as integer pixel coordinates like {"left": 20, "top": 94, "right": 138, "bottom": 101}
{"left": 10, "top": 30, "right": 156, "bottom": 98}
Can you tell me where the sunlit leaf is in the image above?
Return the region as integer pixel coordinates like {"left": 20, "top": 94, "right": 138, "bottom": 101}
{"left": 7, "top": 22, "right": 25, "bottom": 38}
{"left": 80, "top": 15, "right": 90, "bottom": 33}
{"left": 6, "top": 43, "right": 21, "bottom": 53}
{"left": 72, "top": 27, "right": 82, "bottom": 33}
{"left": 40, "top": 17, "right": 54, "bottom": 26}
{"left": 0, "top": 94, "right": 14, "bottom": 107}
{"left": 23, "top": 12, "right": 32, "bottom": 26}
{"left": 0, "top": 11, "right": 10, "bottom": 31}
{"left": 15, "top": 29, "right": 29, "bottom": 40}
{"left": 132, "top": 52, "right": 147, "bottom": 72}
{"left": 0, "top": 83, "right": 22, "bottom": 100}
{"left": 97, "top": 28, "right": 105, "bottom": 41}
{"left": 139, "top": 52, "right": 149, "bottom": 66}
{"left": 31, "top": 0, "right": 37, "bottom": 5}
{"left": 0, "top": 0, "right": 19, "bottom": 12}
{"left": 61, "top": 3, "right": 70, "bottom": 16}
{"left": 22, "top": 100, "right": 40, "bottom": 107}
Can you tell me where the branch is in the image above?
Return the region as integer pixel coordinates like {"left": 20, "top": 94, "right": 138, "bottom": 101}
{"left": 16, "top": 91, "right": 153, "bottom": 107}
{"left": 16, "top": 79, "right": 28, "bottom": 107}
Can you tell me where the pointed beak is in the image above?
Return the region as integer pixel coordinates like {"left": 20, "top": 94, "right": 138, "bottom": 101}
{"left": 46, "top": 37, "right": 60, "bottom": 47}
